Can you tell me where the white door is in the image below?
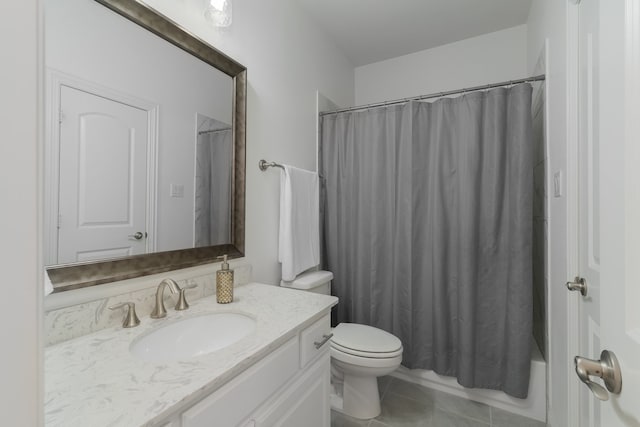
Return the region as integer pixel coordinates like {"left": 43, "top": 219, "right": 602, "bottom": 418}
{"left": 575, "top": 0, "right": 640, "bottom": 425}
{"left": 57, "top": 85, "right": 149, "bottom": 264}
{"left": 576, "top": 0, "right": 602, "bottom": 424}
{"left": 599, "top": 0, "right": 640, "bottom": 425}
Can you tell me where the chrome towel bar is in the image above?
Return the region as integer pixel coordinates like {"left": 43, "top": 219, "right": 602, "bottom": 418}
{"left": 259, "top": 159, "right": 284, "bottom": 171}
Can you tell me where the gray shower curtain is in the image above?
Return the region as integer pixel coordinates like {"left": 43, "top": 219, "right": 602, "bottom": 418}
{"left": 195, "top": 129, "right": 233, "bottom": 247}
{"left": 320, "top": 84, "right": 533, "bottom": 398}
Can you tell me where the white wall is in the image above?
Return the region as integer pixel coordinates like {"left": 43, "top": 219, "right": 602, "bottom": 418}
{"left": 526, "top": 2, "right": 572, "bottom": 427}
{"left": 137, "top": 0, "right": 355, "bottom": 284}
{"left": 0, "top": 0, "right": 41, "bottom": 424}
{"left": 46, "top": 0, "right": 233, "bottom": 254}
{"left": 355, "top": 25, "right": 528, "bottom": 105}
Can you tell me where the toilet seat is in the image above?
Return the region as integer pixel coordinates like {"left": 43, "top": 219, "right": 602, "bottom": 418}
{"left": 331, "top": 346, "right": 403, "bottom": 369}
{"left": 331, "top": 323, "right": 402, "bottom": 354}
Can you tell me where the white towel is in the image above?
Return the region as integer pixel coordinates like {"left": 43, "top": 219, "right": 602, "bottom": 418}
{"left": 278, "top": 165, "right": 320, "bottom": 281}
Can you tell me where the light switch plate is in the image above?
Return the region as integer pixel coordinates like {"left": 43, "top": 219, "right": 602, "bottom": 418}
{"left": 553, "top": 171, "right": 563, "bottom": 197}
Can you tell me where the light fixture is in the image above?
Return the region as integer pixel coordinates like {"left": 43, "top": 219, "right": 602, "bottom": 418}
{"left": 204, "top": 0, "right": 232, "bottom": 28}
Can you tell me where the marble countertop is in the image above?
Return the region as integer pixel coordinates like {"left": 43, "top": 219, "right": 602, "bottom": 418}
{"left": 45, "top": 283, "right": 338, "bottom": 427}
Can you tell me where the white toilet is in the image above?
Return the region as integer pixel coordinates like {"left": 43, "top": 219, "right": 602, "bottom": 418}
{"left": 281, "top": 270, "right": 403, "bottom": 419}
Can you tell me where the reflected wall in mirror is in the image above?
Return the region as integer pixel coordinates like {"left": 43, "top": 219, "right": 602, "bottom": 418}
{"left": 44, "top": 0, "right": 246, "bottom": 292}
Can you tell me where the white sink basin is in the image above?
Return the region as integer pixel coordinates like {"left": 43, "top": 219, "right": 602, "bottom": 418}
{"left": 130, "top": 313, "right": 256, "bottom": 362}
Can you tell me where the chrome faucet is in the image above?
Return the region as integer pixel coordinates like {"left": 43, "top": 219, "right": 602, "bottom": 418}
{"left": 150, "top": 278, "right": 180, "bottom": 319}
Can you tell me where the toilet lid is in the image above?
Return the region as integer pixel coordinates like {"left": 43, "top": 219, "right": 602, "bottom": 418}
{"left": 331, "top": 340, "right": 403, "bottom": 359}
{"left": 331, "top": 323, "right": 402, "bottom": 354}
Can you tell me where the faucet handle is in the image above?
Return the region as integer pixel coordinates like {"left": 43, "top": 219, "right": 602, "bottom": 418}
{"left": 109, "top": 302, "right": 141, "bottom": 328}
{"left": 175, "top": 284, "right": 198, "bottom": 311}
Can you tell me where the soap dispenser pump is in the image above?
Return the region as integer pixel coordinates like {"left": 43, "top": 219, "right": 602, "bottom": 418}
{"left": 216, "top": 255, "right": 234, "bottom": 303}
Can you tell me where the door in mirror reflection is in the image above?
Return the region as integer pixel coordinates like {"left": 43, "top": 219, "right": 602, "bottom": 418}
{"left": 57, "top": 85, "right": 150, "bottom": 264}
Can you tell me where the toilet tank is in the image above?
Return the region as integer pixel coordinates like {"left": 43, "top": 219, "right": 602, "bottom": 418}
{"left": 280, "top": 270, "right": 333, "bottom": 295}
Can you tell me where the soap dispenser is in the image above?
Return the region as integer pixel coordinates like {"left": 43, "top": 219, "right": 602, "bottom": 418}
{"left": 216, "top": 255, "right": 234, "bottom": 303}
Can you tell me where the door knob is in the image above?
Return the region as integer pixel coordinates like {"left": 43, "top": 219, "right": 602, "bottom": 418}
{"left": 574, "top": 350, "right": 622, "bottom": 401}
{"left": 128, "top": 231, "right": 144, "bottom": 240}
{"left": 566, "top": 276, "right": 587, "bottom": 296}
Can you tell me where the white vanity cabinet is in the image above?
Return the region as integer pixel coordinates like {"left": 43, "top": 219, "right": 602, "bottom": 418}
{"left": 173, "top": 314, "right": 332, "bottom": 427}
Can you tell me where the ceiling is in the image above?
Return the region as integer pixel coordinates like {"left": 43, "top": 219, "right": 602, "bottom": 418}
{"left": 295, "top": 0, "right": 533, "bottom": 67}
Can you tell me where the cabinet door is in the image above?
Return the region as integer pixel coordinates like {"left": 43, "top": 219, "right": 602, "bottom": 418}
{"left": 254, "top": 353, "right": 330, "bottom": 427}
{"left": 182, "top": 337, "right": 298, "bottom": 427}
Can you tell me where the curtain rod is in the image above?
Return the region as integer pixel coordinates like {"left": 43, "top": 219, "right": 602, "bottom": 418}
{"left": 198, "top": 127, "right": 232, "bottom": 135}
{"left": 320, "top": 74, "right": 546, "bottom": 117}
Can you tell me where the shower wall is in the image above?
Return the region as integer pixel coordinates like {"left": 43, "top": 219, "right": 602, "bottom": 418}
{"left": 531, "top": 47, "right": 548, "bottom": 361}
{"left": 532, "top": 79, "right": 547, "bottom": 360}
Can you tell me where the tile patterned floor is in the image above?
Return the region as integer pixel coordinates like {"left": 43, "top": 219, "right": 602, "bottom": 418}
{"left": 331, "top": 376, "right": 546, "bottom": 427}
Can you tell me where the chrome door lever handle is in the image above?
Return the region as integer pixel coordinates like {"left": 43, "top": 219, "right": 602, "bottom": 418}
{"left": 574, "top": 350, "right": 622, "bottom": 401}
{"left": 566, "top": 276, "right": 587, "bottom": 296}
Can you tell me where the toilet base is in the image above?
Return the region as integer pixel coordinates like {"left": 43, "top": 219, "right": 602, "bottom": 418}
{"left": 330, "top": 373, "right": 381, "bottom": 419}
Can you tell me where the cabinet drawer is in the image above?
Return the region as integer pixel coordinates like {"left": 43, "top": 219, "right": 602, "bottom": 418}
{"left": 299, "top": 314, "right": 331, "bottom": 368}
{"left": 182, "top": 337, "right": 299, "bottom": 427}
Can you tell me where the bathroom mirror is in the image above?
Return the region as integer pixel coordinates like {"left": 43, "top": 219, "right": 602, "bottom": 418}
{"left": 44, "top": 0, "right": 246, "bottom": 292}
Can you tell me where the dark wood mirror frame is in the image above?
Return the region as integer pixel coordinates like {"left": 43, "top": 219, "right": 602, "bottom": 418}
{"left": 46, "top": 0, "right": 246, "bottom": 293}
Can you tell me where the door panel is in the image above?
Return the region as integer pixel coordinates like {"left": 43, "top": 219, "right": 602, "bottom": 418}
{"left": 76, "top": 247, "right": 132, "bottom": 263}
{"left": 57, "top": 85, "right": 148, "bottom": 264}
{"left": 77, "top": 113, "right": 134, "bottom": 225}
